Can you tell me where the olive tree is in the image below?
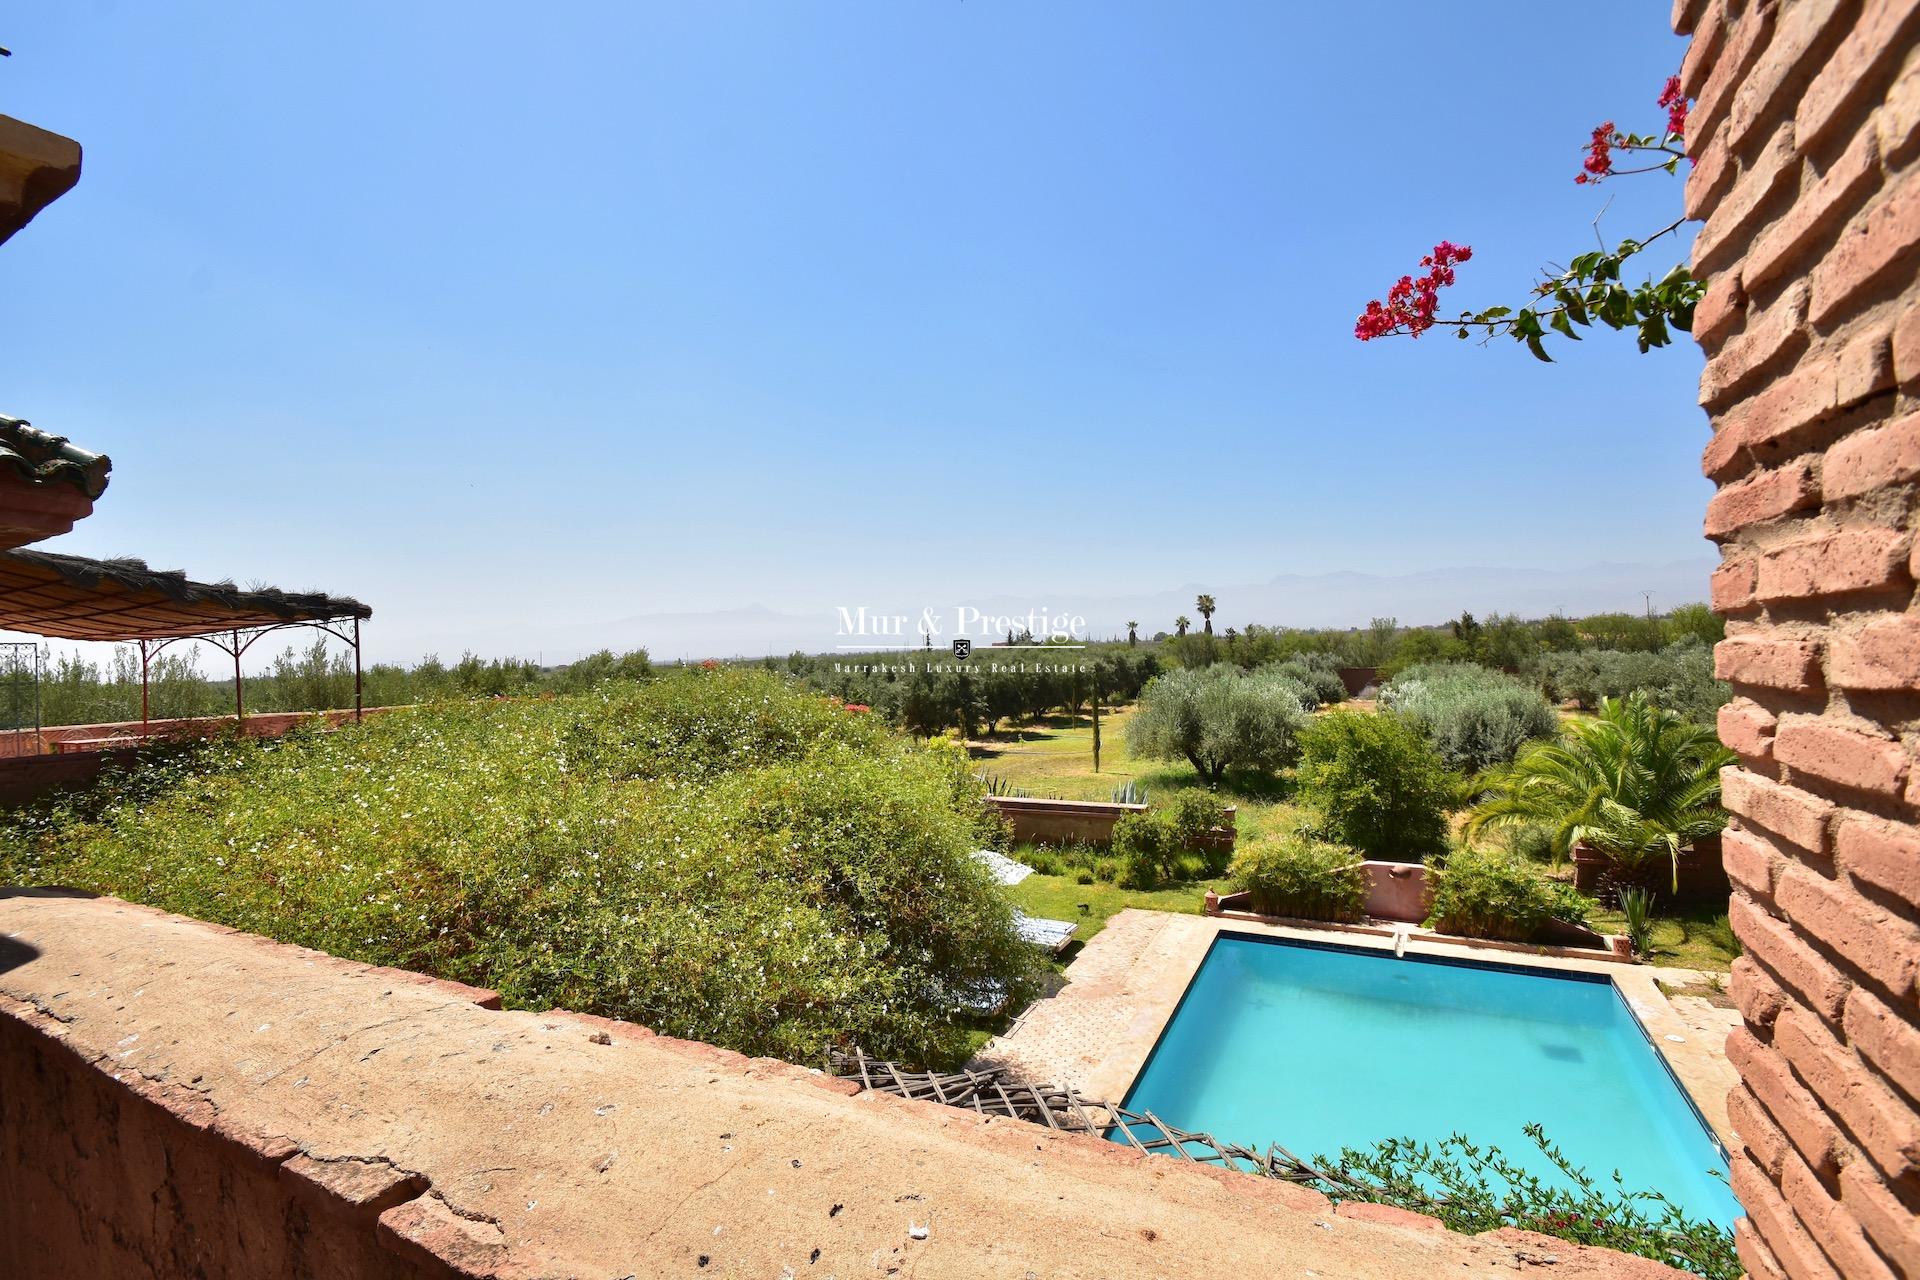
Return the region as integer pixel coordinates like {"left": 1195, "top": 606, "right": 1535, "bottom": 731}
{"left": 1125, "top": 665, "right": 1308, "bottom": 784}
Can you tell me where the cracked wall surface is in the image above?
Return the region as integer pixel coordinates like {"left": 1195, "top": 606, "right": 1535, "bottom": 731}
{"left": 0, "top": 890, "right": 1701, "bottom": 1279}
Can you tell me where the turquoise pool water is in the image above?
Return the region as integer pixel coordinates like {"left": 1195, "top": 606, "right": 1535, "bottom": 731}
{"left": 1116, "top": 935, "right": 1739, "bottom": 1226}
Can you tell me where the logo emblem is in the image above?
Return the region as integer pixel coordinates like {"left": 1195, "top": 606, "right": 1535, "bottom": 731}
{"left": 951, "top": 639, "right": 972, "bottom": 660}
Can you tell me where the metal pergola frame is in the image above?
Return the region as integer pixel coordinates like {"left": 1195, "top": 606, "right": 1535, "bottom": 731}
{"left": 135, "top": 615, "right": 364, "bottom": 735}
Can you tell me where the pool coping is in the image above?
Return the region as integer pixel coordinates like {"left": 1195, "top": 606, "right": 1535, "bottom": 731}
{"left": 976, "top": 909, "right": 1738, "bottom": 1149}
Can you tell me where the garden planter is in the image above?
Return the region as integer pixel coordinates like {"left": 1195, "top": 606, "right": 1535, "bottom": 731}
{"left": 987, "top": 795, "right": 1236, "bottom": 850}
{"left": 1570, "top": 836, "right": 1729, "bottom": 907}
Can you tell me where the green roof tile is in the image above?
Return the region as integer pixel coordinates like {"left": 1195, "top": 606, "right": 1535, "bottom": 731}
{"left": 0, "top": 415, "right": 111, "bottom": 499}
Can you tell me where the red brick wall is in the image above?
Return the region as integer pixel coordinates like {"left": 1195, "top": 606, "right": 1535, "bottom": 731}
{"left": 1677, "top": 1, "right": 1920, "bottom": 1277}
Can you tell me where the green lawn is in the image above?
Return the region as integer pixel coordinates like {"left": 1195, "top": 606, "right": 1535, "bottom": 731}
{"left": 971, "top": 705, "right": 1741, "bottom": 975}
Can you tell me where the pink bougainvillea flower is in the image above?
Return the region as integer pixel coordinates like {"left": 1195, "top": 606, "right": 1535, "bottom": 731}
{"left": 1354, "top": 241, "right": 1473, "bottom": 340}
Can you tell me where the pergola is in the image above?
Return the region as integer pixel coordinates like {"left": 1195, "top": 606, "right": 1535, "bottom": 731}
{"left": 0, "top": 548, "right": 372, "bottom": 733}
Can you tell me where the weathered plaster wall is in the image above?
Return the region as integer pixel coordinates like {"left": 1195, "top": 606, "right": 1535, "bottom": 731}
{"left": 1675, "top": 1, "right": 1920, "bottom": 1277}
{"left": 0, "top": 890, "right": 1693, "bottom": 1280}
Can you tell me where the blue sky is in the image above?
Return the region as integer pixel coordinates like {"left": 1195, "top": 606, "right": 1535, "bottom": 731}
{"left": 2, "top": 3, "right": 1708, "bottom": 662}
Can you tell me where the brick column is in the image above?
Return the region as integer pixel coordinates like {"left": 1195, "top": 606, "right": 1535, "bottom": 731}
{"left": 1677, "top": 1, "right": 1920, "bottom": 1278}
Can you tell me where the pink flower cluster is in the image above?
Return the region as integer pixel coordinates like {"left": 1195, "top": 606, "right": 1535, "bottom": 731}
{"left": 1658, "top": 75, "right": 1689, "bottom": 139}
{"left": 1354, "top": 241, "right": 1473, "bottom": 340}
{"left": 1575, "top": 121, "right": 1615, "bottom": 184}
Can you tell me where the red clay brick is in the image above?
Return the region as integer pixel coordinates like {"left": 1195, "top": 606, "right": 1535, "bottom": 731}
{"left": 1732, "top": 954, "right": 1789, "bottom": 1028}
{"left": 1695, "top": 123, "right": 1803, "bottom": 273}
{"left": 1895, "top": 301, "right": 1920, "bottom": 387}
{"left": 1731, "top": 1080, "right": 1792, "bottom": 1177}
{"left": 1716, "top": 637, "right": 1824, "bottom": 691}
{"left": 1705, "top": 457, "right": 1820, "bottom": 537}
{"left": 1729, "top": 1026, "right": 1849, "bottom": 1176}
{"left": 1797, "top": 0, "right": 1920, "bottom": 154}
{"left": 1738, "top": 1216, "right": 1794, "bottom": 1280}
{"left": 1836, "top": 324, "right": 1896, "bottom": 405}
{"left": 1674, "top": 0, "right": 1711, "bottom": 42}
{"left": 1706, "top": 348, "right": 1848, "bottom": 480}
{"left": 1843, "top": 985, "right": 1920, "bottom": 1101}
{"left": 1747, "top": 126, "right": 1883, "bottom": 290}
{"left": 1724, "top": 769, "right": 1838, "bottom": 852}
{"left": 1712, "top": 554, "right": 1760, "bottom": 610}
{"left": 1825, "top": 410, "right": 1920, "bottom": 499}
{"left": 1778, "top": 1142, "right": 1899, "bottom": 1280}
{"left": 1694, "top": 270, "right": 1748, "bottom": 349}
{"left": 1831, "top": 612, "right": 1920, "bottom": 691}
{"left": 1730, "top": 0, "right": 1843, "bottom": 148}
{"left": 1838, "top": 1159, "right": 1920, "bottom": 1278}
{"left": 1720, "top": 697, "right": 1780, "bottom": 763}
{"left": 1755, "top": 528, "right": 1910, "bottom": 602}
{"left": 1687, "top": 118, "right": 1739, "bottom": 224}
{"left": 1701, "top": 282, "right": 1812, "bottom": 407}
{"left": 1774, "top": 1007, "right": 1920, "bottom": 1179}
{"left": 1776, "top": 862, "right": 1920, "bottom": 996}
{"left": 1692, "top": 0, "right": 1777, "bottom": 153}
{"left": 1726, "top": 824, "right": 1784, "bottom": 898}
{"left": 1775, "top": 718, "right": 1910, "bottom": 797}
{"left": 1812, "top": 170, "right": 1920, "bottom": 325}
{"left": 1732, "top": 894, "right": 1855, "bottom": 1024}
{"left": 1732, "top": 1153, "right": 1844, "bottom": 1280}
{"left": 1834, "top": 813, "right": 1920, "bottom": 909}
{"left": 1881, "top": 51, "right": 1920, "bottom": 166}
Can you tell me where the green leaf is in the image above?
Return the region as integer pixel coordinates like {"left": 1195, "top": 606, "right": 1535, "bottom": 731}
{"left": 1549, "top": 310, "right": 1582, "bottom": 340}
{"left": 1525, "top": 333, "right": 1553, "bottom": 362}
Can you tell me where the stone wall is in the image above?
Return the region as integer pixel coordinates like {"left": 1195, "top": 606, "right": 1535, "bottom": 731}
{"left": 1676, "top": 1, "right": 1920, "bottom": 1278}
{"left": 0, "top": 891, "right": 1691, "bottom": 1280}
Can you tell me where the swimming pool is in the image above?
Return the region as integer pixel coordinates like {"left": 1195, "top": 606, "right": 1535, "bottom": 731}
{"left": 1116, "top": 934, "right": 1739, "bottom": 1226}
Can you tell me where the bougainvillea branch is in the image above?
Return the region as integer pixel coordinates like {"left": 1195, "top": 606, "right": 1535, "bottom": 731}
{"left": 1354, "top": 75, "right": 1703, "bottom": 361}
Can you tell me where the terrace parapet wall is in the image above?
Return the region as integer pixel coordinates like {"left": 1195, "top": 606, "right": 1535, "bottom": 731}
{"left": 1677, "top": 1, "right": 1920, "bottom": 1278}
{"left": 0, "top": 890, "right": 1696, "bottom": 1280}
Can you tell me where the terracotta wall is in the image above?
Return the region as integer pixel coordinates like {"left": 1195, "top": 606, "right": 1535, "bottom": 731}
{"left": 986, "top": 794, "right": 1236, "bottom": 850}
{"left": 1676, "top": 1, "right": 1920, "bottom": 1277}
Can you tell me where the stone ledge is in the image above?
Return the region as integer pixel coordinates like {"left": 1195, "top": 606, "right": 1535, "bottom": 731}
{"left": 0, "top": 890, "right": 1696, "bottom": 1278}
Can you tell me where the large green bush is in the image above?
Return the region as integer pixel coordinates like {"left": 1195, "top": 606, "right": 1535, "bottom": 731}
{"left": 0, "top": 669, "right": 1038, "bottom": 1068}
{"left": 1425, "top": 847, "right": 1593, "bottom": 942}
{"left": 1296, "top": 710, "right": 1452, "bottom": 862}
{"left": 1230, "top": 834, "right": 1365, "bottom": 921}
{"left": 1380, "top": 662, "right": 1559, "bottom": 773}
{"left": 1529, "top": 638, "right": 1729, "bottom": 727}
{"left": 1466, "top": 693, "right": 1735, "bottom": 889}
{"left": 1112, "top": 790, "right": 1231, "bottom": 889}
{"left": 1125, "top": 665, "right": 1309, "bottom": 783}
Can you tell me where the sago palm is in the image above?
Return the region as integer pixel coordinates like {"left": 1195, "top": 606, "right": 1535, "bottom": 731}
{"left": 1464, "top": 693, "right": 1735, "bottom": 889}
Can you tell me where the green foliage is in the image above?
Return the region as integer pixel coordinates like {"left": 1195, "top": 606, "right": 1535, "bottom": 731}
{"left": 1316, "top": 1126, "right": 1737, "bottom": 1280}
{"left": 1125, "top": 665, "right": 1308, "bottom": 785}
{"left": 0, "top": 669, "right": 1038, "bottom": 1068}
{"left": 1425, "top": 847, "right": 1595, "bottom": 942}
{"left": 1467, "top": 694, "right": 1736, "bottom": 888}
{"left": 1619, "top": 886, "right": 1656, "bottom": 959}
{"left": 1268, "top": 658, "right": 1348, "bottom": 708}
{"left": 1112, "top": 791, "right": 1231, "bottom": 889}
{"left": 1229, "top": 834, "right": 1365, "bottom": 921}
{"left": 1296, "top": 711, "right": 1452, "bottom": 863}
{"left": 1381, "top": 663, "right": 1559, "bottom": 774}
{"left": 1453, "top": 237, "right": 1706, "bottom": 361}
{"left": 1530, "top": 639, "right": 1728, "bottom": 727}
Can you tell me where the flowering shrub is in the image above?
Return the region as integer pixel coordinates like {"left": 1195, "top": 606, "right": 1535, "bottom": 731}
{"left": 1353, "top": 241, "right": 1474, "bottom": 341}
{"left": 1355, "top": 76, "right": 1702, "bottom": 359}
{"left": 0, "top": 669, "right": 1038, "bottom": 1068}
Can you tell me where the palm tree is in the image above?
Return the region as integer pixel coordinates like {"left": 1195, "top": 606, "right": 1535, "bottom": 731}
{"left": 1465, "top": 694, "right": 1735, "bottom": 890}
{"left": 1225, "top": 626, "right": 1238, "bottom": 649}
{"left": 1196, "top": 594, "right": 1216, "bottom": 635}
{"left": 1174, "top": 615, "right": 1191, "bottom": 638}
{"left": 1126, "top": 620, "right": 1139, "bottom": 647}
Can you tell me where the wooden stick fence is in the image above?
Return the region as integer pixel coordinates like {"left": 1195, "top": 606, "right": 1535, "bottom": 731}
{"left": 826, "top": 1048, "right": 1375, "bottom": 1196}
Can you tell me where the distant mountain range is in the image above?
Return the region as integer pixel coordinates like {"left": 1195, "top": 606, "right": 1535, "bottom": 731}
{"left": 465, "top": 557, "right": 1717, "bottom": 664}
